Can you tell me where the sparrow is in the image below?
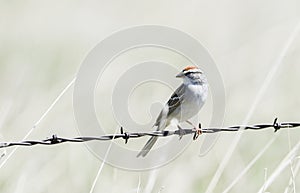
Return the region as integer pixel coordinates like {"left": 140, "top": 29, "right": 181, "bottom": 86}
{"left": 137, "top": 66, "right": 208, "bottom": 157}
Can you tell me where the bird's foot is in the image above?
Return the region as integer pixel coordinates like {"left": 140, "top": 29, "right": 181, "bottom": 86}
{"left": 177, "top": 125, "right": 186, "bottom": 140}
{"left": 193, "top": 123, "right": 202, "bottom": 140}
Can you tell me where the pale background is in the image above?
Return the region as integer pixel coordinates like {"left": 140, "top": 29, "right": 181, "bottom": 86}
{"left": 1, "top": 0, "right": 300, "bottom": 193}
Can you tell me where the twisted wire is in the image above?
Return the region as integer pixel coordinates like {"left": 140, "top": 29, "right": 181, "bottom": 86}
{"left": 1, "top": 118, "right": 299, "bottom": 149}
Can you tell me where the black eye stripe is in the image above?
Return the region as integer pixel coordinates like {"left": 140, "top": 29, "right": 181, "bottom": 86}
{"left": 184, "top": 71, "right": 202, "bottom": 76}
{"left": 184, "top": 72, "right": 192, "bottom": 76}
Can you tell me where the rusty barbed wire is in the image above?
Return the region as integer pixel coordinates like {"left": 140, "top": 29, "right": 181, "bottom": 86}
{"left": 0, "top": 118, "right": 299, "bottom": 149}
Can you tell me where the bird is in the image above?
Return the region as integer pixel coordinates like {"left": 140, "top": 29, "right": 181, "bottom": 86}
{"left": 137, "top": 66, "right": 208, "bottom": 157}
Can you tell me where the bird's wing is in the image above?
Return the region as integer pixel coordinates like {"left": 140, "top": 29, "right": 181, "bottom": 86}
{"left": 154, "top": 84, "right": 185, "bottom": 127}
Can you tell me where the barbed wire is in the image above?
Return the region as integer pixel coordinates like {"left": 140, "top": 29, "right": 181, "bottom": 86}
{"left": 0, "top": 118, "right": 299, "bottom": 149}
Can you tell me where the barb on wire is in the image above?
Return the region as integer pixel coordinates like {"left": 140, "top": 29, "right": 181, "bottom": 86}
{"left": 0, "top": 118, "right": 299, "bottom": 149}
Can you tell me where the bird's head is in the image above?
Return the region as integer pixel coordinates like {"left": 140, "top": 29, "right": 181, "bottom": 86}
{"left": 176, "top": 66, "right": 207, "bottom": 85}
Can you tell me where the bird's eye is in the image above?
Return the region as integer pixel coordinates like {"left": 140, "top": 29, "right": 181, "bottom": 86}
{"left": 184, "top": 72, "right": 192, "bottom": 76}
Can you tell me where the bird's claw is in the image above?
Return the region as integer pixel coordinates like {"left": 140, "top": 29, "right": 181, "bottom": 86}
{"left": 177, "top": 125, "right": 186, "bottom": 140}
{"left": 193, "top": 123, "right": 202, "bottom": 140}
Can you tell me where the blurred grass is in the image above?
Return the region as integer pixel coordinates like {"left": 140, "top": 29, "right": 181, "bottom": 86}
{"left": 1, "top": 0, "right": 300, "bottom": 193}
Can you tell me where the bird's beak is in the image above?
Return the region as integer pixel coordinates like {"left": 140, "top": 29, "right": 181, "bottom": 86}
{"left": 176, "top": 72, "right": 184, "bottom": 78}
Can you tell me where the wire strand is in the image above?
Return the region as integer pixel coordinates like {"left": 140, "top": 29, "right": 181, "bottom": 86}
{"left": 0, "top": 118, "right": 299, "bottom": 149}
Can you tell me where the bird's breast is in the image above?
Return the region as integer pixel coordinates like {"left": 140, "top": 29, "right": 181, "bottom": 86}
{"left": 179, "top": 84, "right": 208, "bottom": 121}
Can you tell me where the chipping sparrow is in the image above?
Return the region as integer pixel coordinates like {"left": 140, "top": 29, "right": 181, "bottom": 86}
{"left": 137, "top": 66, "right": 208, "bottom": 157}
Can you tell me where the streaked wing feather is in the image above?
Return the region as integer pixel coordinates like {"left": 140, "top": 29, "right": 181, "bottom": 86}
{"left": 154, "top": 84, "right": 185, "bottom": 127}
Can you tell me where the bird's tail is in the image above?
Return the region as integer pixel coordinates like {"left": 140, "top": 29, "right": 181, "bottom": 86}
{"left": 137, "top": 111, "right": 168, "bottom": 158}
{"left": 136, "top": 136, "right": 158, "bottom": 157}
